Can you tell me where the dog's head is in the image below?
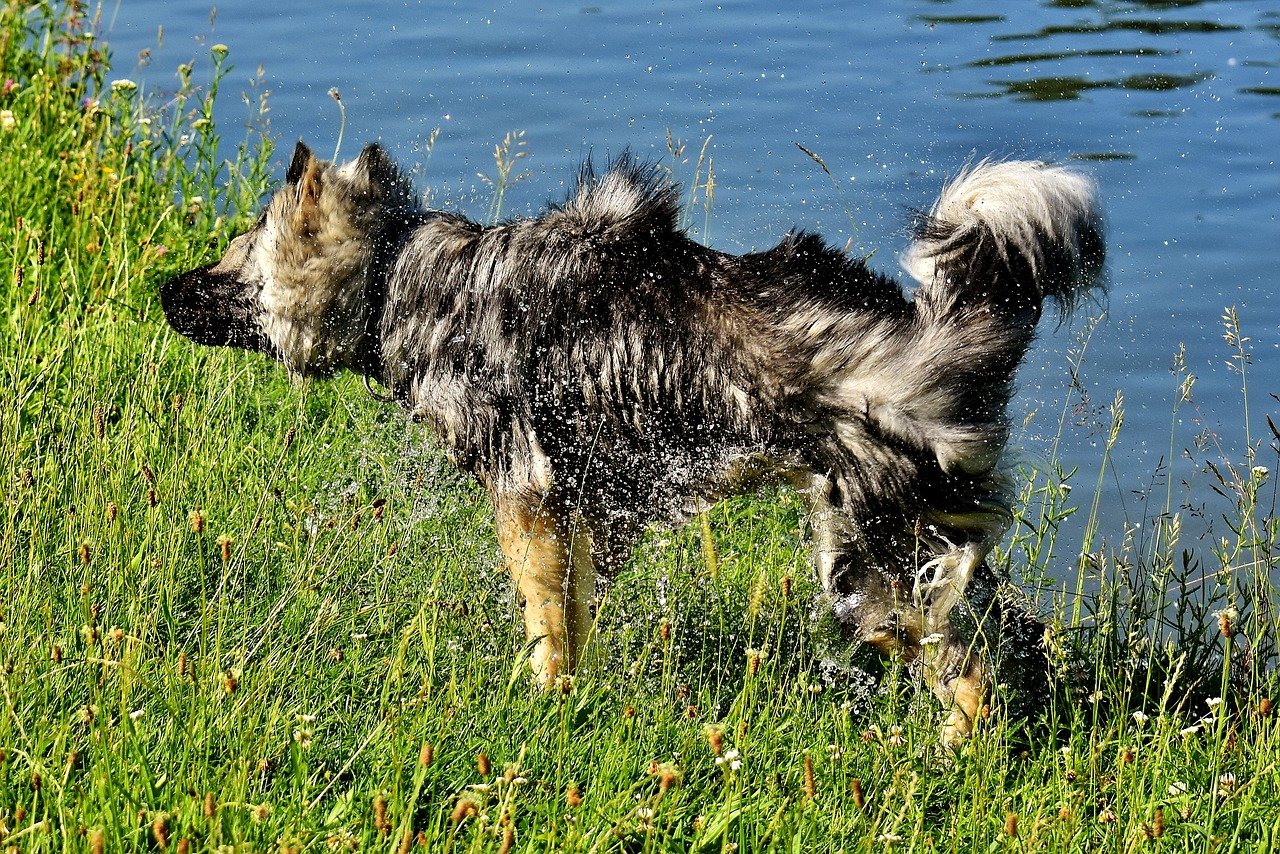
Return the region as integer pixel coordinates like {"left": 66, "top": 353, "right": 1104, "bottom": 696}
{"left": 160, "top": 140, "right": 418, "bottom": 377}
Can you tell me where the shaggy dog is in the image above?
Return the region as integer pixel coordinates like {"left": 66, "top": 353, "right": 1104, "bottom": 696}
{"left": 161, "top": 142, "right": 1104, "bottom": 743}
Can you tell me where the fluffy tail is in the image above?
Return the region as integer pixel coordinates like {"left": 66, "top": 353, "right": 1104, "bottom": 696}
{"left": 901, "top": 160, "right": 1105, "bottom": 321}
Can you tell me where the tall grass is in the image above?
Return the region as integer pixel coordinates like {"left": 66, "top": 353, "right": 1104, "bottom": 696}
{"left": 2, "top": 5, "right": 1279, "bottom": 851}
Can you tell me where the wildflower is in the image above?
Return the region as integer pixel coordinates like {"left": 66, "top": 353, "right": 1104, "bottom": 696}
{"left": 129, "top": 708, "right": 145, "bottom": 721}
{"left": 1098, "top": 807, "right": 1117, "bottom": 824}
{"left": 1, "top": 78, "right": 16, "bottom": 95}
{"left": 1179, "top": 724, "right": 1200, "bottom": 738}
{"left": 110, "top": 78, "right": 138, "bottom": 93}
{"left": 1, "top": 109, "right": 16, "bottom": 131}
{"left": 876, "top": 833, "right": 903, "bottom": 845}
{"left": 293, "top": 728, "right": 312, "bottom": 749}
{"left": 714, "top": 748, "right": 742, "bottom": 771}
{"left": 210, "top": 44, "right": 229, "bottom": 58}
{"left": 1132, "top": 711, "right": 1149, "bottom": 725}
{"left": 1218, "top": 772, "right": 1237, "bottom": 792}
{"left": 887, "top": 725, "right": 904, "bottom": 747}
{"left": 1206, "top": 696, "right": 1224, "bottom": 710}
{"left": 1252, "top": 465, "right": 1269, "bottom": 482}
{"left": 251, "top": 803, "right": 270, "bottom": 823}
{"left": 1169, "top": 781, "right": 1188, "bottom": 797}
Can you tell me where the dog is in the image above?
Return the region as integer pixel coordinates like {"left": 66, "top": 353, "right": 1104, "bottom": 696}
{"left": 161, "top": 141, "right": 1104, "bottom": 744}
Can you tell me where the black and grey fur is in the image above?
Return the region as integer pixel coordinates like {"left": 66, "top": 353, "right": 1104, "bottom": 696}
{"left": 161, "top": 141, "right": 1104, "bottom": 743}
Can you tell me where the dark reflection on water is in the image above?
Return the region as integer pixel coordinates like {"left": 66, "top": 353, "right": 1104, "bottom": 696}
{"left": 925, "top": 2, "right": 1280, "bottom": 106}
{"left": 995, "top": 19, "right": 1243, "bottom": 39}
{"left": 988, "top": 72, "right": 1212, "bottom": 102}
{"left": 968, "top": 47, "right": 1170, "bottom": 67}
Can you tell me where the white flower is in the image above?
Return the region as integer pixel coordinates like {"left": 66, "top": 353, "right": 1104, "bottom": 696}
{"left": 129, "top": 708, "right": 145, "bottom": 720}
{"left": 1132, "top": 711, "right": 1149, "bottom": 725}
{"left": 1206, "top": 697, "right": 1224, "bottom": 709}
{"left": 0, "top": 109, "right": 14, "bottom": 131}
{"left": 1218, "top": 772, "right": 1237, "bottom": 791}
{"left": 920, "top": 633, "right": 944, "bottom": 647}
{"left": 715, "top": 748, "right": 743, "bottom": 771}
{"left": 1252, "top": 466, "right": 1270, "bottom": 481}
{"left": 1180, "top": 724, "right": 1200, "bottom": 737}
{"left": 110, "top": 78, "right": 138, "bottom": 93}
{"left": 1169, "top": 781, "right": 1188, "bottom": 796}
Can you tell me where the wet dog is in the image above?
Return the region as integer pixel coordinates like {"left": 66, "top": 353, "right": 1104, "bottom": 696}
{"left": 161, "top": 142, "right": 1104, "bottom": 743}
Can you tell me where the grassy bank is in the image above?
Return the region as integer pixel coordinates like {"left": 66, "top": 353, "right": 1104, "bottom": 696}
{"left": 3, "top": 4, "right": 1279, "bottom": 851}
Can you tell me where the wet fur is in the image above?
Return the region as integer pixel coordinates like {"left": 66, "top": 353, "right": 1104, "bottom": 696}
{"left": 162, "top": 142, "right": 1105, "bottom": 743}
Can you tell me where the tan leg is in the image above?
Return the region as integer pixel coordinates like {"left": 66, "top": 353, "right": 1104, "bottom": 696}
{"left": 494, "top": 496, "right": 595, "bottom": 686}
{"left": 914, "top": 541, "right": 992, "bottom": 746}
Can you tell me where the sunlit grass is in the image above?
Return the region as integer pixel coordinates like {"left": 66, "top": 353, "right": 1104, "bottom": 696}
{"left": 2, "top": 4, "right": 1279, "bottom": 851}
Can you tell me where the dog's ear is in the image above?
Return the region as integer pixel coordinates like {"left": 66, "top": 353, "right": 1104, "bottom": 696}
{"left": 286, "top": 140, "right": 313, "bottom": 185}
{"left": 356, "top": 143, "right": 400, "bottom": 195}
{"left": 288, "top": 141, "right": 323, "bottom": 227}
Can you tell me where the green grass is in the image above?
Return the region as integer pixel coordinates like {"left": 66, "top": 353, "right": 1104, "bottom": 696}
{"left": 3, "top": 5, "right": 1280, "bottom": 851}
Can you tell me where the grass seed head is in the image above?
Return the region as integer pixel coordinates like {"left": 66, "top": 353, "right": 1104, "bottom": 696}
{"left": 1259, "top": 698, "right": 1273, "bottom": 717}
{"left": 204, "top": 792, "right": 216, "bottom": 819}
{"left": 1152, "top": 807, "right": 1164, "bottom": 838}
{"left": 90, "top": 829, "right": 104, "bottom": 854}
{"left": 52, "top": 643, "right": 64, "bottom": 663}
{"left": 476, "top": 753, "right": 491, "bottom": 776}
{"left": 189, "top": 510, "right": 204, "bottom": 534}
{"left": 450, "top": 798, "right": 479, "bottom": 824}
{"left": 146, "top": 488, "right": 157, "bottom": 508}
{"left": 223, "top": 671, "right": 238, "bottom": 695}
{"left": 419, "top": 742, "right": 434, "bottom": 766}
{"left": 151, "top": 815, "right": 169, "bottom": 849}
{"left": 1005, "top": 812, "right": 1017, "bottom": 838}
{"left": 105, "top": 502, "right": 118, "bottom": 523}
{"left": 217, "top": 534, "right": 233, "bottom": 562}
{"left": 803, "top": 751, "right": 816, "bottom": 800}
{"left": 373, "top": 795, "right": 390, "bottom": 835}
{"left": 566, "top": 783, "right": 582, "bottom": 808}
{"left": 706, "top": 726, "right": 724, "bottom": 756}
{"left": 851, "top": 778, "right": 866, "bottom": 811}
{"left": 79, "top": 541, "right": 91, "bottom": 565}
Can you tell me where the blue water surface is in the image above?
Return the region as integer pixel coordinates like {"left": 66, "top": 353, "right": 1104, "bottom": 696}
{"left": 104, "top": 0, "right": 1279, "bottom": 556}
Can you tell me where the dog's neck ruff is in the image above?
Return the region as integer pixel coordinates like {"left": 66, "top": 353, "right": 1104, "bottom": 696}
{"left": 353, "top": 212, "right": 429, "bottom": 398}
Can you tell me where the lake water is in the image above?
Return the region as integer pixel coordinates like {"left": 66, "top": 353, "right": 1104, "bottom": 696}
{"left": 103, "top": 1, "right": 1278, "bottom": 553}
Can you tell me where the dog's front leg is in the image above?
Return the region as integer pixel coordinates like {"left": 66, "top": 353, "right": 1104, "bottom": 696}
{"left": 493, "top": 495, "right": 595, "bottom": 686}
{"left": 915, "top": 542, "right": 991, "bottom": 746}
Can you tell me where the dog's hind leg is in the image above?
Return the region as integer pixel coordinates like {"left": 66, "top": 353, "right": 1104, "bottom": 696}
{"left": 494, "top": 495, "right": 596, "bottom": 686}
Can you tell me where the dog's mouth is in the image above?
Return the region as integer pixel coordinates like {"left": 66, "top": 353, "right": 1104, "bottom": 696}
{"left": 160, "top": 265, "right": 272, "bottom": 353}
